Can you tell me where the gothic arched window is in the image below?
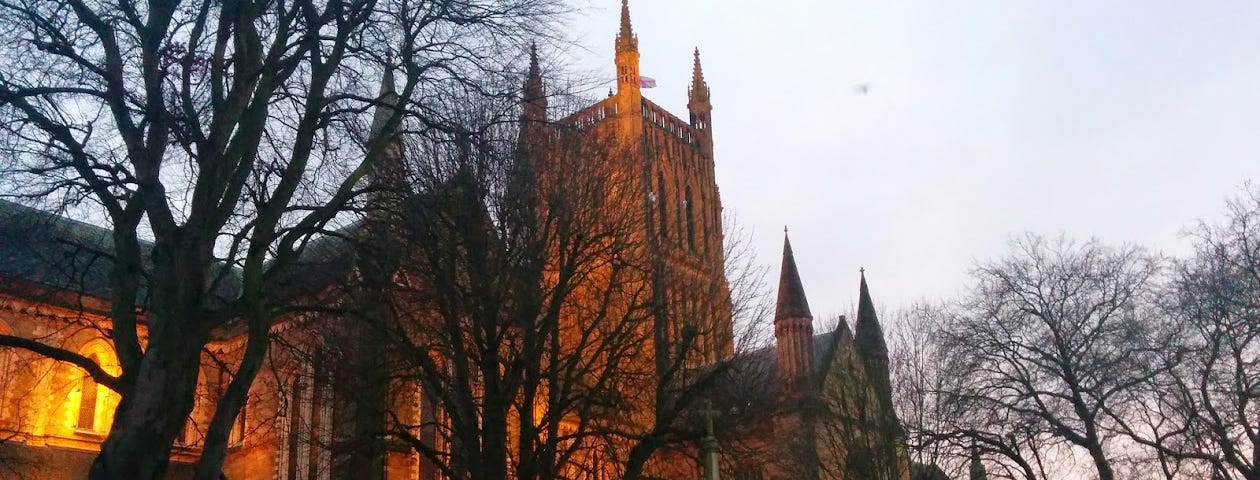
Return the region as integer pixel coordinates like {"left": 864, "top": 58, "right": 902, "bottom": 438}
{"left": 685, "top": 185, "right": 695, "bottom": 250}
{"left": 77, "top": 353, "right": 102, "bottom": 431}
{"left": 657, "top": 170, "right": 667, "bottom": 238}
{"left": 75, "top": 341, "right": 118, "bottom": 433}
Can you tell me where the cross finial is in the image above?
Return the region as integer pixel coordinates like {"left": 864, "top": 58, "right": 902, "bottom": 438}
{"left": 783, "top": 225, "right": 788, "bottom": 234}
{"left": 860, "top": 267, "right": 865, "bottom": 274}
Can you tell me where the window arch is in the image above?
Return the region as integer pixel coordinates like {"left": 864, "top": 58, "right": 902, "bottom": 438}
{"left": 283, "top": 349, "right": 332, "bottom": 480}
{"left": 75, "top": 340, "right": 118, "bottom": 433}
{"left": 76, "top": 354, "right": 101, "bottom": 430}
{"left": 656, "top": 170, "right": 668, "bottom": 238}
{"left": 699, "top": 189, "right": 709, "bottom": 252}
{"left": 685, "top": 185, "right": 695, "bottom": 250}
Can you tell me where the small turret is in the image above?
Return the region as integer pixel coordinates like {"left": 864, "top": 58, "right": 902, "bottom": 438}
{"left": 774, "top": 230, "right": 815, "bottom": 396}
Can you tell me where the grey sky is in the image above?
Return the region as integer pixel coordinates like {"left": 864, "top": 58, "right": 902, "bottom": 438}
{"left": 567, "top": 0, "right": 1260, "bottom": 318}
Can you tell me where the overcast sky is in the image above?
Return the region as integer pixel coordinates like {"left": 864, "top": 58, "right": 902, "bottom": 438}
{"left": 563, "top": 0, "right": 1260, "bottom": 319}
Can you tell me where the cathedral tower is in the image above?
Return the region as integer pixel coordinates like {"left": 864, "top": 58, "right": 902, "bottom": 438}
{"left": 541, "top": 0, "right": 733, "bottom": 363}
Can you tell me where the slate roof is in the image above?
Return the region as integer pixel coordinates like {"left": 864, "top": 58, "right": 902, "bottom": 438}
{"left": 0, "top": 199, "right": 272, "bottom": 310}
{"left": 266, "top": 226, "right": 360, "bottom": 301}
{"left": 0, "top": 199, "right": 152, "bottom": 304}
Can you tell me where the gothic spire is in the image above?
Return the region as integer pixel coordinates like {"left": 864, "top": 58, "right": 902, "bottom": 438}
{"left": 775, "top": 231, "right": 812, "bottom": 321}
{"left": 854, "top": 269, "right": 888, "bottom": 360}
{"left": 774, "top": 229, "right": 815, "bottom": 397}
{"left": 365, "top": 60, "right": 409, "bottom": 211}
{"left": 688, "top": 47, "right": 712, "bottom": 132}
{"left": 522, "top": 42, "right": 546, "bottom": 122}
{"left": 689, "top": 47, "right": 710, "bottom": 105}
{"left": 616, "top": 0, "right": 637, "bottom": 52}
{"left": 855, "top": 269, "right": 897, "bottom": 427}
{"left": 369, "top": 62, "right": 400, "bottom": 139}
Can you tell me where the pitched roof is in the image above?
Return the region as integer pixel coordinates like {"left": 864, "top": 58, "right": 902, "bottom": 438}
{"left": 0, "top": 199, "right": 151, "bottom": 304}
{"left": 0, "top": 200, "right": 252, "bottom": 309}
{"left": 266, "top": 226, "right": 360, "bottom": 301}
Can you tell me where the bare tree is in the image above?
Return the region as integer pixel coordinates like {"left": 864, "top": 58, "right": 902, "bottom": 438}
{"left": 889, "top": 303, "right": 970, "bottom": 479}
{"left": 936, "top": 234, "right": 1166, "bottom": 480}
{"left": 889, "top": 302, "right": 1057, "bottom": 480}
{"left": 297, "top": 74, "right": 776, "bottom": 479}
{"left": 0, "top": 0, "right": 562, "bottom": 477}
{"left": 1118, "top": 186, "right": 1260, "bottom": 480}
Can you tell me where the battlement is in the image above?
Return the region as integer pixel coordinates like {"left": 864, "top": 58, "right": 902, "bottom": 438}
{"left": 559, "top": 96, "right": 619, "bottom": 129}
{"left": 642, "top": 98, "right": 701, "bottom": 147}
{"left": 556, "top": 95, "right": 702, "bottom": 149}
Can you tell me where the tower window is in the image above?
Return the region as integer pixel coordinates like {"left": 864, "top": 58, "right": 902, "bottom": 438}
{"left": 700, "top": 190, "right": 709, "bottom": 252}
{"left": 685, "top": 185, "right": 695, "bottom": 250}
{"left": 657, "top": 170, "right": 668, "bottom": 238}
{"left": 286, "top": 377, "right": 304, "bottom": 480}
{"left": 675, "top": 181, "right": 684, "bottom": 241}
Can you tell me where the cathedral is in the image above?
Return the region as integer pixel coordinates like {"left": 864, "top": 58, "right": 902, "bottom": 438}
{"left": 0, "top": 1, "right": 909, "bottom": 479}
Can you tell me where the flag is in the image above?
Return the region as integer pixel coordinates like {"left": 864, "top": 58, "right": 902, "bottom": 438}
{"left": 639, "top": 76, "right": 657, "bottom": 88}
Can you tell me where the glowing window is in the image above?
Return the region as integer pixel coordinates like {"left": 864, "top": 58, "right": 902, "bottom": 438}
{"left": 76, "top": 353, "right": 102, "bottom": 431}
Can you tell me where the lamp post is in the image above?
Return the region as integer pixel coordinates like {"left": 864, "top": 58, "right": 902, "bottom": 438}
{"left": 701, "top": 402, "right": 720, "bottom": 480}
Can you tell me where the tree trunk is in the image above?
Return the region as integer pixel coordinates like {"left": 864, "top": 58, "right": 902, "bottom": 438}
{"left": 89, "top": 331, "right": 204, "bottom": 479}
{"left": 1087, "top": 443, "right": 1115, "bottom": 480}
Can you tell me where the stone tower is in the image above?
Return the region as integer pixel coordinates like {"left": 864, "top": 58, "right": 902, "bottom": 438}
{"left": 774, "top": 231, "right": 815, "bottom": 395}
{"left": 518, "top": 0, "right": 734, "bottom": 363}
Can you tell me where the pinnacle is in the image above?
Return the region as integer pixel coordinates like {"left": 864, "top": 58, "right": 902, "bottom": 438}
{"left": 524, "top": 42, "right": 543, "bottom": 94}
{"left": 689, "top": 47, "right": 710, "bottom": 106}
{"left": 836, "top": 314, "right": 853, "bottom": 341}
{"left": 522, "top": 43, "right": 546, "bottom": 119}
{"left": 620, "top": 0, "right": 632, "bottom": 38}
{"left": 616, "top": 0, "right": 638, "bottom": 52}
{"left": 370, "top": 58, "right": 401, "bottom": 138}
{"left": 691, "top": 48, "right": 705, "bottom": 83}
{"left": 775, "top": 232, "right": 812, "bottom": 322}
{"left": 378, "top": 55, "right": 397, "bottom": 99}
